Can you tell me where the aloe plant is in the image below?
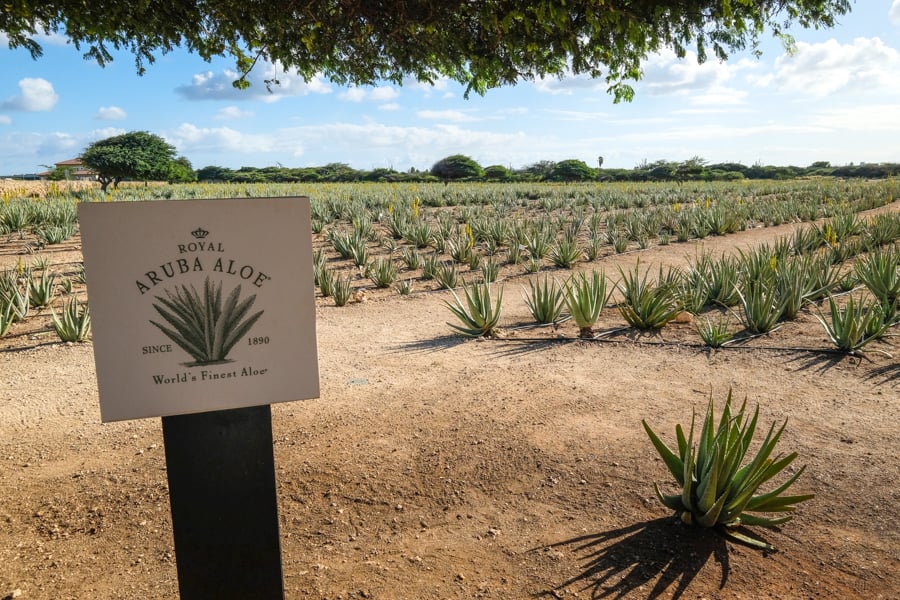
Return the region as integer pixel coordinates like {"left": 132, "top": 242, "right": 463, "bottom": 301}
{"left": 696, "top": 315, "right": 733, "bottom": 348}
{"left": 855, "top": 247, "right": 900, "bottom": 309}
{"left": 332, "top": 274, "right": 353, "bottom": 307}
{"left": 51, "top": 297, "right": 91, "bottom": 342}
{"left": 150, "top": 277, "right": 263, "bottom": 365}
{"left": 548, "top": 238, "right": 581, "bottom": 269}
{"left": 643, "top": 390, "right": 813, "bottom": 550}
{"left": 617, "top": 264, "right": 682, "bottom": 330}
{"left": 734, "top": 278, "right": 786, "bottom": 334}
{"left": 434, "top": 261, "right": 459, "bottom": 290}
{"left": 563, "top": 270, "right": 609, "bottom": 338}
{"left": 480, "top": 257, "right": 499, "bottom": 284}
{"left": 523, "top": 275, "right": 565, "bottom": 325}
{"left": 814, "top": 294, "right": 890, "bottom": 355}
{"left": 367, "top": 257, "right": 398, "bottom": 288}
{"left": 445, "top": 280, "right": 503, "bottom": 338}
{"left": 28, "top": 269, "right": 56, "bottom": 308}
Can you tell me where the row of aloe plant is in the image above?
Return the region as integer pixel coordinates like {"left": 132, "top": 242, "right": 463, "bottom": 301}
{"left": 0, "top": 259, "right": 91, "bottom": 342}
{"left": 445, "top": 240, "right": 899, "bottom": 355}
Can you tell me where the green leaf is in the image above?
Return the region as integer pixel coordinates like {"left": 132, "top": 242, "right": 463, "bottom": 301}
{"left": 642, "top": 420, "right": 684, "bottom": 485}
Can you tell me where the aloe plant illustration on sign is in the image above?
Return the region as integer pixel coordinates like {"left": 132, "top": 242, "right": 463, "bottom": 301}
{"left": 150, "top": 276, "right": 264, "bottom": 366}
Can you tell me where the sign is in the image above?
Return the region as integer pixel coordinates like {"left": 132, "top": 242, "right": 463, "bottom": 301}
{"left": 79, "top": 197, "right": 319, "bottom": 422}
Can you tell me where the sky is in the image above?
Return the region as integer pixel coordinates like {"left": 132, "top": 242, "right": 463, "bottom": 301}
{"left": 1, "top": 2, "right": 899, "bottom": 175}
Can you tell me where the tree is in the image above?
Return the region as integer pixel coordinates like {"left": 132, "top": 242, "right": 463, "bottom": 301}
{"left": 80, "top": 131, "right": 178, "bottom": 192}
{"left": 168, "top": 156, "right": 196, "bottom": 183}
{"left": 519, "top": 161, "right": 557, "bottom": 181}
{"left": 483, "top": 165, "right": 512, "bottom": 181}
{"left": 196, "top": 165, "right": 234, "bottom": 182}
{"left": 4, "top": 1, "right": 851, "bottom": 101}
{"left": 546, "top": 159, "right": 596, "bottom": 182}
{"left": 430, "top": 155, "right": 484, "bottom": 181}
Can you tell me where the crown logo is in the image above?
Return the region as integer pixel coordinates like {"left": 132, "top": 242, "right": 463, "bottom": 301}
{"left": 191, "top": 227, "right": 209, "bottom": 239}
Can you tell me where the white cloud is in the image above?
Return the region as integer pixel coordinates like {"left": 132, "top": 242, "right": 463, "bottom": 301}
{"left": 533, "top": 73, "right": 605, "bottom": 95}
{"left": 37, "top": 132, "right": 79, "bottom": 155}
{"left": 403, "top": 76, "right": 451, "bottom": 97}
{"left": 86, "top": 127, "right": 127, "bottom": 143}
{"left": 369, "top": 87, "right": 400, "bottom": 102}
{"left": 339, "top": 85, "right": 400, "bottom": 102}
{"left": 641, "top": 50, "right": 753, "bottom": 96}
{"left": 891, "top": 0, "right": 900, "bottom": 25}
{"left": 1, "top": 78, "right": 59, "bottom": 111}
{"left": 756, "top": 37, "right": 900, "bottom": 97}
{"left": 687, "top": 87, "right": 749, "bottom": 107}
{"left": 214, "top": 106, "right": 254, "bottom": 120}
{"left": 177, "top": 63, "right": 332, "bottom": 102}
{"left": 808, "top": 104, "right": 900, "bottom": 133}
{"left": 544, "top": 109, "right": 608, "bottom": 122}
{"left": 378, "top": 103, "right": 401, "bottom": 111}
{"left": 416, "top": 109, "right": 478, "bottom": 122}
{"left": 166, "top": 123, "right": 291, "bottom": 155}
{"left": 95, "top": 106, "right": 127, "bottom": 120}
{"left": 0, "top": 115, "right": 11, "bottom": 125}
{"left": 532, "top": 51, "right": 753, "bottom": 98}
{"left": 339, "top": 87, "right": 367, "bottom": 102}
{"left": 164, "top": 120, "right": 528, "bottom": 169}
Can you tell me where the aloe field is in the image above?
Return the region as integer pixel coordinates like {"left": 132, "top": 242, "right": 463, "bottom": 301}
{"left": 0, "top": 178, "right": 898, "bottom": 599}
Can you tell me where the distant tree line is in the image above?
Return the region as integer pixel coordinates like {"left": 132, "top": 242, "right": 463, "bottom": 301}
{"left": 195, "top": 155, "right": 900, "bottom": 184}
{"left": 63, "top": 131, "right": 900, "bottom": 187}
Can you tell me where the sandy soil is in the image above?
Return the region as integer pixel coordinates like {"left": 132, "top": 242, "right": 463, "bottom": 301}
{"left": 0, "top": 205, "right": 898, "bottom": 600}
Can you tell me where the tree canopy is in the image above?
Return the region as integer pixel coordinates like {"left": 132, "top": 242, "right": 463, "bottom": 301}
{"left": 81, "top": 131, "right": 184, "bottom": 191}
{"left": 431, "top": 155, "right": 485, "bottom": 181}
{"left": 3, "top": 1, "right": 851, "bottom": 99}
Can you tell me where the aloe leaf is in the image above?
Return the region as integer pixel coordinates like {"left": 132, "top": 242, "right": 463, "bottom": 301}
{"left": 696, "top": 451, "right": 720, "bottom": 515}
{"left": 653, "top": 483, "right": 685, "bottom": 511}
{"left": 682, "top": 416, "right": 696, "bottom": 512}
{"left": 642, "top": 420, "right": 684, "bottom": 485}
{"left": 720, "top": 526, "right": 775, "bottom": 551}
{"left": 675, "top": 423, "right": 688, "bottom": 459}
{"left": 736, "top": 513, "right": 794, "bottom": 527}
{"left": 696, "top": 490, "right": 728, "bottom": 527}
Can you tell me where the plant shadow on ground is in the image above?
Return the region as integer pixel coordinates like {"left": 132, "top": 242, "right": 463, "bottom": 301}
{"left": 390, "top": 333, "right": 470, "bottom": 355}
{"left": 786, "top": 351, "right": 862, "bottom": 375}
{"left": 536, "top": 517, "right": 758, "bottom": 600}
{"left": 863, "top": 359, "right": 900, "bottom": 383}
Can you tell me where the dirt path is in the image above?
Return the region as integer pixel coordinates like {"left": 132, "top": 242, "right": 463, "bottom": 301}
{"left": 0, "top": 203, "right": 898, "bottom": 599}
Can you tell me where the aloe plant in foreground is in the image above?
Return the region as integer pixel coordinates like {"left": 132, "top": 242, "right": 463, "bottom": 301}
{"left": 150, "top": 277, "right": 264, "bottom": 365}
{"left": 643, "top": 390, "right": 813, "bottom": 550}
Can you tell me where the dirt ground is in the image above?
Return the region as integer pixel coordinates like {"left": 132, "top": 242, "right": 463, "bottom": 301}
{"left": 0, "top": 203, "right": 898, "bottom": 599}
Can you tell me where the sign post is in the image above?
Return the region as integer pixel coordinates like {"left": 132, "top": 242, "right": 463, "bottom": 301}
{"left": 162, "top": 405, "right": 283, "bottom": 599}
{"left": 79, "top": 197, "right": 319, "bottom": 599}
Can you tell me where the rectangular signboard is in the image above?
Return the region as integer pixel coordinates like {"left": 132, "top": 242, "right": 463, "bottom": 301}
{"left": 79, "top": 197, "right": 320, "bottom": 422}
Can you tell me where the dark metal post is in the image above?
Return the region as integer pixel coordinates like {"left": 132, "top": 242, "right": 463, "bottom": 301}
{"left": 162, "top": 404, "right": 284, "bottom": 600}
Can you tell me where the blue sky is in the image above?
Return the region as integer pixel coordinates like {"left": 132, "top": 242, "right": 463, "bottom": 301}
{"left": 2, "top": 1, "right": 899, "bottom": 175}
